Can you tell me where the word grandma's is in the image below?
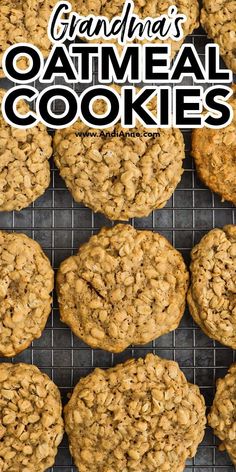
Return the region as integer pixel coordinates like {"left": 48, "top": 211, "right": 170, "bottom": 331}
{"left": 48, "top": 1, "right": 187, "bottom": 45}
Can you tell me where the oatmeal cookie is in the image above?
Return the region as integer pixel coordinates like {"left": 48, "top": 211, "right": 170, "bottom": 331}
{"left": 53, "top": 98, "right": 185, "bottom": 220}
{"left": 64, "top": 353, "right": 206, "bottom": 472}
{"left": 57, "top": 224, "right": 189, "bottom": 352}
{"left": 70, "top": 0, "right": 199, "bottom": 58}
{"left": 208, "top": 363, "right": 236, "bottom": 465}
{"left": 0, "top": 89, "right": 52, "bottom": 211}
{"left": 201, "top": 0, "right": 236, "bottom": 73}
{"left": 191, "top": 85, "right": 236, "bottom": 205}
{"left": 0, "top": 0, "right": 60, "bottom": 77}
{"left": 188, "top": 225, "right": 236, "bottom": 348}
{"left": 0, "top": 362, "right": 64, "bottom": 472}
{"left": 0, "top": 231, "right": 54, "bottom": 357}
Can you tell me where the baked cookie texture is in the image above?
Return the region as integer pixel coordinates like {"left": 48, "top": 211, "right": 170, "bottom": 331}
{"left": 188, "top": 225, "right": 236, "bottom": 348}
{"left": 208, "top": 363, "right": 236, "bottom": 465}
{"left": 0, "top": 231, "right": 54, "bottom": 357}
{"left": 53, "top": 98, "right": 185, "bottom": 220}
{"left": 70, "top": 0, "right": 199, "bottom": 57}
{"left": 192, "top": 85, "right": 236, "bottom": 205}
{"left": 0, "top": 0, "right": 59, "bottom": 77}
{"left": 64, "top": 353, "right": 206, "bottom": 472}
{"left": 0, "top": 89, "right": 52, "bottom": 211}
{"left": 201, "top": 0, "right": 236, "bottom": 73}
{"left": 57, "top": 224, "right": 189, "bottom": 352}
{"left": 0, "top": 363, "right": 64, "bottom": 472}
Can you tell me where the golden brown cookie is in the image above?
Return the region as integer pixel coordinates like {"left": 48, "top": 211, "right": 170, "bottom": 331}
{"left": 0, "top": 89, "right": 52, "bottom": 211}
{"left": 53, "top": 96, "right": 185, "bottom": 220}
{"left": 64, "top": 353, "right": 206, "bottom": 472}
{"left": 201, "top": 0, "right": 236, "bottom": 73}
{"left": 191, "top": 85, "right": 236, "bottom": 205}
{"left": 0, "top": 231, "right": 54, "bottom": 357}
{"left": 188, "top": 225, "right": 236, "bottom": 348}
{"left": 208, "top": 363, "right": 236, "bottom": 465}
{"left": 57, "top": 224, "right": 189, "bottom": 352}
{"left": 70, "top": 0, "right": 199, "bottom": 58}
{"left": 0, "top": 0, "right": 60, "bottom": 77}
{"left": 0, "top": 362, "right": 64, "bottom": 472}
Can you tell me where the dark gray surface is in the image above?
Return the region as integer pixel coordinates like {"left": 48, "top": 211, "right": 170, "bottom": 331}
{"left": 0, "top": 25, "right": 235, "bottom": 472}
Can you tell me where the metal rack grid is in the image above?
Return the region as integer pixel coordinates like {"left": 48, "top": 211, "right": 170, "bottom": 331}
{"left": 0, "top": 22, "right": 236, "bottom": 472}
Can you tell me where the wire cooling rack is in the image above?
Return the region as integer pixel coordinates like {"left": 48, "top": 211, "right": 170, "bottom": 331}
{"left": 0, "top": 22, "right": 236, "bottom": 472}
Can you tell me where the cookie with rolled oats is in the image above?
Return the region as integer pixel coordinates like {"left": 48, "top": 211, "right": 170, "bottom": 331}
{"left": 0, "top": 362, "right": 64, "bottom": 472}
{"left": 0, "top": 231, "right": 54, "bottom": 357}
{"left": 191, "top": 85, "right": 236, "bottom": 205}
{"left": 0, "top": 0, "right": 59, "bottom": 77}
{"left": 201, "top": 0, "right": 236, "bottom": 73}
{"left": 57, "top": 224, "right": 189, "bottom": 352}
{"left": 0, "top": 89, "right": 52, "bottom": 211}
{"left": 64, "top": 353, "right": 206, "bottom": 472}
{"left": 70, "top": 0, "right": 199, "bottom": 58}
{"left": 53, "top": 95, "right": 185, "bottom": 220}
{"left": 188, "top": 225, "right": 236, "bottom": 348}
{"left": 208, "top": 363, "right": 236, "bottom": 465}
